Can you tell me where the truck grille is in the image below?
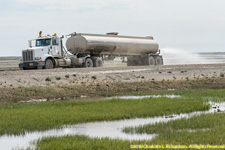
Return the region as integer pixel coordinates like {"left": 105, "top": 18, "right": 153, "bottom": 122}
{"left": 22, "top": 50, "right": 34, "bottom": 61}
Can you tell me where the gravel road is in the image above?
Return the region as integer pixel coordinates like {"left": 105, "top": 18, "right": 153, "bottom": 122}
{"left": 1, "top": 63, "right": 225, "bottom": 88}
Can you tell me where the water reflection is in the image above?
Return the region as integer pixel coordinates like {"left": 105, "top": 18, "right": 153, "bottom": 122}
{"left": 0, "top": 101, "right": 224, "bottom": 150}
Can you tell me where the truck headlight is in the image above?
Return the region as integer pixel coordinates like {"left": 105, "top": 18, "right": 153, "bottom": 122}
{"left": 35, "top": 57, "right": 42, "bottom": 60}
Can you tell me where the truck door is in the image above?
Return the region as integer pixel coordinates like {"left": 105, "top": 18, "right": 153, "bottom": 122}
{"left": 51, "top": 38, "right": 61, "bottom": 56}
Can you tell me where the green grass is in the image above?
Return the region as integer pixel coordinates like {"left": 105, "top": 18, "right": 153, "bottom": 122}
{"left": 131, "top": 88, "right": 225, "bottom": 102}
{"left": 45, "top": 77, "right": 51, "bottom": 81}
{"left": 124, "top": 113, "right": 225, "bottom": 145}
{"left": 121, "top": 89, "right": 225, "bottom": 145}
{"left": 35, "top": 126, "right": 225, "bottom": 150}
{"left": 36, "top": 120, "right": 225, "bottom": 150}
{"left": 0, "top": 97, "right": 209, "bottom": 136}
{"left": 33, "top": 88, "right": 225, "bottom": 150}
{"left": 35, "top": 135, "right": 146, "bottom": 150}
{"left": 1, "top": 87, "right": 225, "bottom": 149}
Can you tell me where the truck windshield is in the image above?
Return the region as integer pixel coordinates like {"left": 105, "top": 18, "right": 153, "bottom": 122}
{"left": 36, "top": 39, "right": 51, "bottom": 47}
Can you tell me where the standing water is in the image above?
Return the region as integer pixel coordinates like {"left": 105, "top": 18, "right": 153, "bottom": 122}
{"left": 108, "top": 95, "right": 181, "bottom": 99}
{"left": 0, "top": 101, "right": 224, "bottom": 150}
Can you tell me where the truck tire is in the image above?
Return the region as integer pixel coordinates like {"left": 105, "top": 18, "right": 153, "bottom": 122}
{"left": 92, "top": 58, "right": 103, "bottom": 67}
{"left": 20, "top": 67, "right": 27, "bottom": 70}
{"left": 44, "top": 59, "right": 54, "bottom": 69}
{"left": 127, "top": 56, "right": 142, "bottom": 66}
{"left": 148, "top": 56, "right": 155, "bottom": 66}
{"left": 155, "top": 56, "right": 163, "bottom": 65}
{"left": 83, "top": 58, "right": 93, "bottom": 68}
{"left": 127, "top": 56, "right": 135, "bottom": 66}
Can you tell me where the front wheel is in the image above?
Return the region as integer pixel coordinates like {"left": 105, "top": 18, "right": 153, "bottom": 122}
{"left": 20, "top": 67, "right": 28, "bottom": 70}
{"left": 44, "top": 59, "right": 54, "bottom": 69}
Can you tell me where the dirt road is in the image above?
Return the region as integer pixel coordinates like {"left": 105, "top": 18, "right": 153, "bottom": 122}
{"left": 0, "top": 63, "right": 225, "bottom": 88}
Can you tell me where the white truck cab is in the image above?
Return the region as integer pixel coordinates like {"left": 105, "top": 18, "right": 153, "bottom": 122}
{"left": 19, "top": 32, "right": 67, "bottom": 69}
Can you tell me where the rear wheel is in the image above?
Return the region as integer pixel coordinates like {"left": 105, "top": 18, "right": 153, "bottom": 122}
{"left": 155, "top": 56, "right": 163, "bottom": 65}
{"left": 148, "top": 56, "right": 155, "bottom": 66}
{"left": 44, "top": 59, "right": 54, "bottom": 69}
{"left": 92, "top": 58, "right": 103, "bottom": 67}
{"left": 127, "top": 56, "right": 135, "bottom": 66}
{"left": 83, "top": 58, "right": 93, "bottom": 68}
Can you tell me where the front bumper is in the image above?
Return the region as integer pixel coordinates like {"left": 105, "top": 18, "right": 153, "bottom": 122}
{"left": 19, "top": 61, "right": 45, "bottom": 69}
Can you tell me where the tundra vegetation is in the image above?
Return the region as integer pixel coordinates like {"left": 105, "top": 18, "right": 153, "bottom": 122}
{"left": 33, "top": 88, "right": 225, "bottom": 150}
{"left": 45, "top": 77, "right": 51, "bottom": 82}
{"left": 0, "top": 96, "right": 209, "bottom": 135}
{"left": 123, "top": 113, "right": 225, "bottom": 145}
{"left": 0, "top": 78, "right": 225, "bottom": 149}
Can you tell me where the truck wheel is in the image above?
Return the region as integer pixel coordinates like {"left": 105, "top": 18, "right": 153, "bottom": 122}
{"left": 83, "top": 58, "right": 93, "bottom": 68}
{"left": 127, "top": 56, "right": 141, "bottom": 66}
{"left": 155, "top": 56, "right": 163, "bottom": 65}
{"left": 127, "top": 56, "right": 134, "bottom": 66}
{"left": 148, "top": 56, "right": 155, "bottom": 66}
{"left": 92, "top": 58, "right": 103, "bottom": 67}
{"left": 44, "top": 59, "right": 54, "bottom": 69}
{"left": 20, "top": 67, "right": 27, "bottom": 70}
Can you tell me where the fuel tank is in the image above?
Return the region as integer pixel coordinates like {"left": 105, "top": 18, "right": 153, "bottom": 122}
{"left": 66, "top": 33, "right": 159, "bottom": 56}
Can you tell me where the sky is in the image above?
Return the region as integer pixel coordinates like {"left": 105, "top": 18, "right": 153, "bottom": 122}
{"left": 0, "top": 0, "right": 225, "bottom": 56}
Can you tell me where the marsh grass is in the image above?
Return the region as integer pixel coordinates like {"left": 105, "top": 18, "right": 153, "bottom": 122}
{"left": 35, "top": 122, "right": 225, "bottom": 150}
{"left": 122, "top": 89, "right": 225, "bottom": 145}
{"left": 33, "top": 88, "right": 225, "bottom": 150}
{"left": 124, "top": 113, "right": 225, "bottom": 145}
{"left": 1, "top": 88, "right": 225, "bottom": 149}
{"left": 131, "top": 88, "right": 225, "bottom": 102}
{"left": 0, "top": 97, "right": 209, "bottom": 135}
{"left": 36, "top": 135, "right": 135, "bottom": 150}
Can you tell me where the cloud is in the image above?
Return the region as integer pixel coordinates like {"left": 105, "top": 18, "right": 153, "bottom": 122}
{"left": 17, "top": 0, "right": 140, "bottom": 11}
{"left": 1, "top": 0, "right": 225, "bottom": 56}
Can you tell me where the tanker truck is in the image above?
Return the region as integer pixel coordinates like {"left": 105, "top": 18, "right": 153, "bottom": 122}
{"left": 19, "top": 31, "right": 163, "bottom": 70}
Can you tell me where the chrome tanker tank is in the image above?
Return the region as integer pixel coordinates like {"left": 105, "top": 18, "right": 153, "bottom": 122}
{"left": 66, "top": 33, "right": 159, "bottom": 56}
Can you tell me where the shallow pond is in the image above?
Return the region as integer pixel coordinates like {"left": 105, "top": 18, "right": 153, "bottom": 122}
{"left": 109, "top": 95, "right": 181, "bottom": 99}
{"left": 20, "top": 95, "right": 181, "bottom": 103}
{"left": 0, "top": 101, "right": 224, "bottom": 150}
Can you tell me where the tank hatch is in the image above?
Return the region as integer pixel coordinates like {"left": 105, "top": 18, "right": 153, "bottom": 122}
{"left": 106, "top": 32, "right": 119, "bottom": 35}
